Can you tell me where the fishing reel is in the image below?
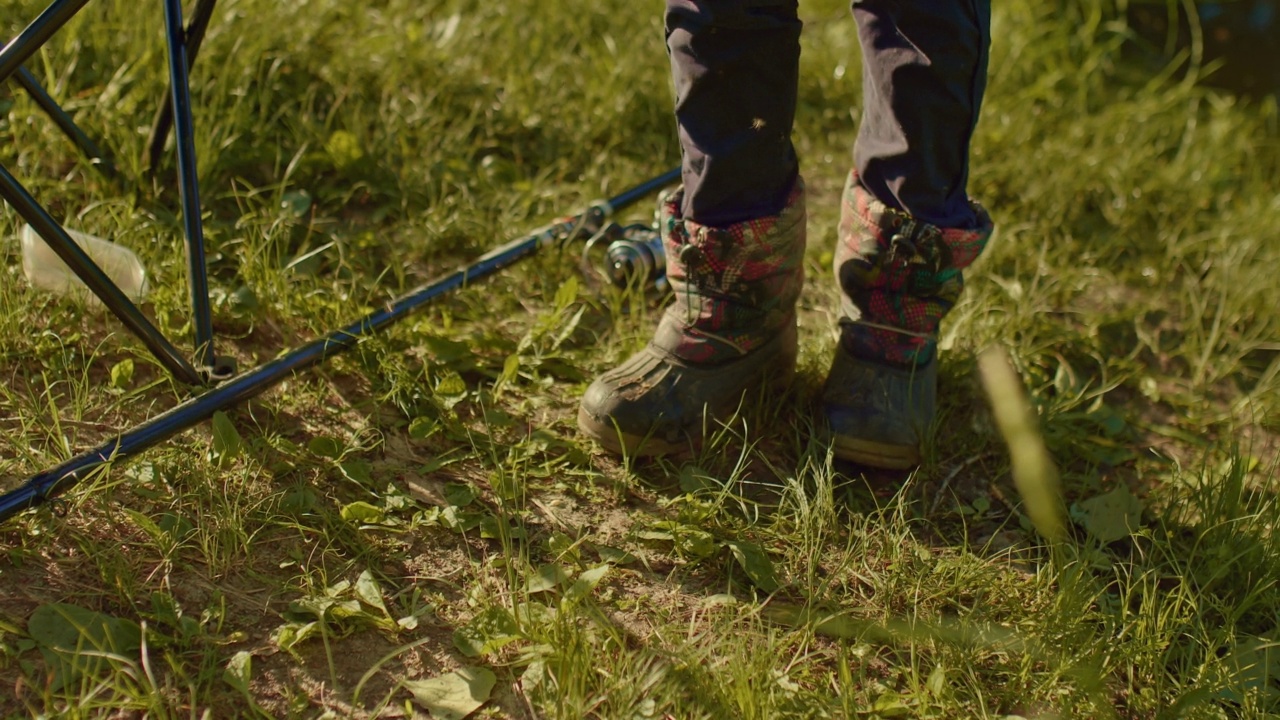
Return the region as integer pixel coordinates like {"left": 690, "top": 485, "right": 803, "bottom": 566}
{"left": 581, "top": 221, "right": 667, "bottom": 293}
{"left": 578, "top": 187, "right": 673, "bottom": 293}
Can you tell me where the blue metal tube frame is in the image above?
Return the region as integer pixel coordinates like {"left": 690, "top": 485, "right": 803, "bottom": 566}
{"left": 7, "top": 0, "right": 219, "bottom": 378}
{"left": 0, "top": 168, "right": 680, "bottom": 523}
{"left": 147, "top": 0, "right": 218, "bottom": 176}
{"left": 0, "top": 0, "right": 92, "bottom": 84}
{"left": 162, "top": 0, "right": 217, "bottom": 374}
{"left": 11, "top": 66, "right": 120, "bottom": 181}
{"left": 0, "top": 162, "right": 204, "bottom": 385}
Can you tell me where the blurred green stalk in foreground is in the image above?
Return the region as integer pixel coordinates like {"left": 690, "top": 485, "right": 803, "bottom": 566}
{"left": 979, "top": 345, "right": 1067, "bottom": 542}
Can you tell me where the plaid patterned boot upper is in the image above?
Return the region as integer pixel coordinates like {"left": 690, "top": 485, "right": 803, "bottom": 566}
{"left": 654, "top": 180, "right": 807, "bottom": 365}
{"left": 835, "top": 171, "right": 993, "bottom": 367}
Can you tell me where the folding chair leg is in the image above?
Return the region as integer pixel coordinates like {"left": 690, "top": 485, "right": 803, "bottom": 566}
{"left": 0, "top": 0, "right": 92, "bottom": 84}
{"left": 0, "top": 163, "right": 204, "bottom": 385}
{"left": 12, "top": 66, "right": 120, "bottom": 181}
{"left": 162, "top": 0, "right": 217, "bottom": 374}
{"left": 146, "top": 0, "right": 218, "bottom": 177}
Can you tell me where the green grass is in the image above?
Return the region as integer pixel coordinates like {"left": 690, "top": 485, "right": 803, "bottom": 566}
{"left": 2, "top": 0, "right": 1280, "bottom": 717}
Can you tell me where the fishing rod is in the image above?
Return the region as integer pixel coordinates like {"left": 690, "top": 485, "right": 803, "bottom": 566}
{"left": 0, "top": 168, "right": 679, "bottom": 523}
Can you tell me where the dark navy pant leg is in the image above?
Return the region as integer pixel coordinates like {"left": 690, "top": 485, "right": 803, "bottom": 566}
{"left": 665, "top": 0, "right": 802, "bottom": 226}
{"left": 852, "top": 0, "right": 991, "bottom": 229}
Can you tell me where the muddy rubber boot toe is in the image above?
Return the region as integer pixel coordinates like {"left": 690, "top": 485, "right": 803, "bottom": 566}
{"left": 822, "top": 343, "right": 935, "bottom": 469}
{"left": 579, "top": 322, "right": 797, "bottom": 456}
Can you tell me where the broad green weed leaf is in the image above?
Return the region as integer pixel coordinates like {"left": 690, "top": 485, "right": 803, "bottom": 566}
{"left": 514, "top": 601, "right": 556, "bottom": 626}
{"left": 341, "top": 501, "right": 385, "bottom": 525}
{"left": 281, "top": 485, "right": 320, "bottom": 515}
{"left": 1088, "top": 403, "right": 1128, "bottom": 438}
{"left": 444, "top": 483, "right": 478, "bottom": 508}
{"left": 421, "top": 336, "right": 476, "bottom": 371}
{"left": 592, "top": 544, "right": 638, "bottom": 565}
{"left": 409, "top": 416, "right": 439, "bottom": 440}
{"left": 289, "top": 594, "right": 336, "bottom": 619}
{"left": 678, "top": 465, "right": 717, "bottom": 494}
{"left": 28, "top": 603, "right": 141, "bottom": 691}
{"left": 434, "top": 369, "right": 470, "bottom": 408}
{"left": 323, "top": 598, "right": 365, "bottom": 623}
{"left": 678, "top": 528, "right": 717, "bottom": 559}
{"left": 525, "top": 564, "right": 568, "bottom": 594}
{"left": 320, "top": 584, "right": 396, "bottom": 633}
{"left": 643, "top": 521, "right": 717, "bottom": 559}
{"left": 404, "top": 666, "right": 496, "bottom": 720}
{"left": 210, "top": 411, "right": 243, "bottom": 467}
{"left": 546, "top": 531, "right": 576, "bottom": 558}
{"left": 109, "top": 358, "right": 134, "bottom": 389}
{"left": 927, "top": 663, "right": 946, "bottom": 696}
{"left": 871, "top": 690, "right": 912, "bottom": 717}
{"left": 125, "top": 509, "right": 165, "bottom": 544}
{"left": 280, "top": 190, "right": 312, "bottom": 217}
{"left": 223, "top": 650, "right": 253, "bottom": 694}
{"left": 1220, "top": 454, "right": 1261, "bottom": 478}
{"left": 274, "top": 621, "right": 318, "bottom": 654}
{"left": 1072, "top": 486, "right": 1143, "bottom": 543}
{"left": 441, "top": 506, "right": 483, "bottom": 532}
{"left": 230, "top": 285, "right": 259, "bottom": 313}
{"left": 355, "top": 570, "right": 390, "bottom": 616}
{"left": 453, "top": 606, "right": 521, "bottom": 658}
{"left": 479, "top": 515, "right": 527, "bottom": 540}
{"left": 308, "top": 436, "right": 343, "bottom": 459}
{"left": 726, "top": 540, "right": 780, "bottom": 592}
{"left": 1219, "top": 636, "right": 1280, "bottom": 703}
{"left": 536, "top": 356, "right": 587, "bottom": 382}
{"left": 157, "top": 512, "right": 194, "bottom": 540}
{"left": 553, "top": 275, "right": 578, "bottom": 308}
{"left": 149, "top": 592, "right": 180, "bottom": 628}
{"left": 564, "top": 565, "right": 610, "bottom": 606}
{"left": 340, "top": 459, "right": 374, "bottom": 485}
{"left": 497, "top": 354, "right": 520, "bottom": 392}
{"left": 551, "top": 305, "right": 587, "bottom": 350}
{"left": 522, "top": 658, "right": 548, "bottom": 690}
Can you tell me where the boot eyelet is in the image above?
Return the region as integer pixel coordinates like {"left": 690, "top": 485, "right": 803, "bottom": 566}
{"left": 678, "top": 244, "right": 702, "bottom": 264}
{"left": 889, "top": 234, "right": 917, "bottom": 262}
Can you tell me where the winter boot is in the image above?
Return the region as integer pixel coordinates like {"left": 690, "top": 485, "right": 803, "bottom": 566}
{"left": 578, "top": 180, "right": 807, "bottom": 456}
{"left": 823, "top": 171, "right": 993, "bottom": 469}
